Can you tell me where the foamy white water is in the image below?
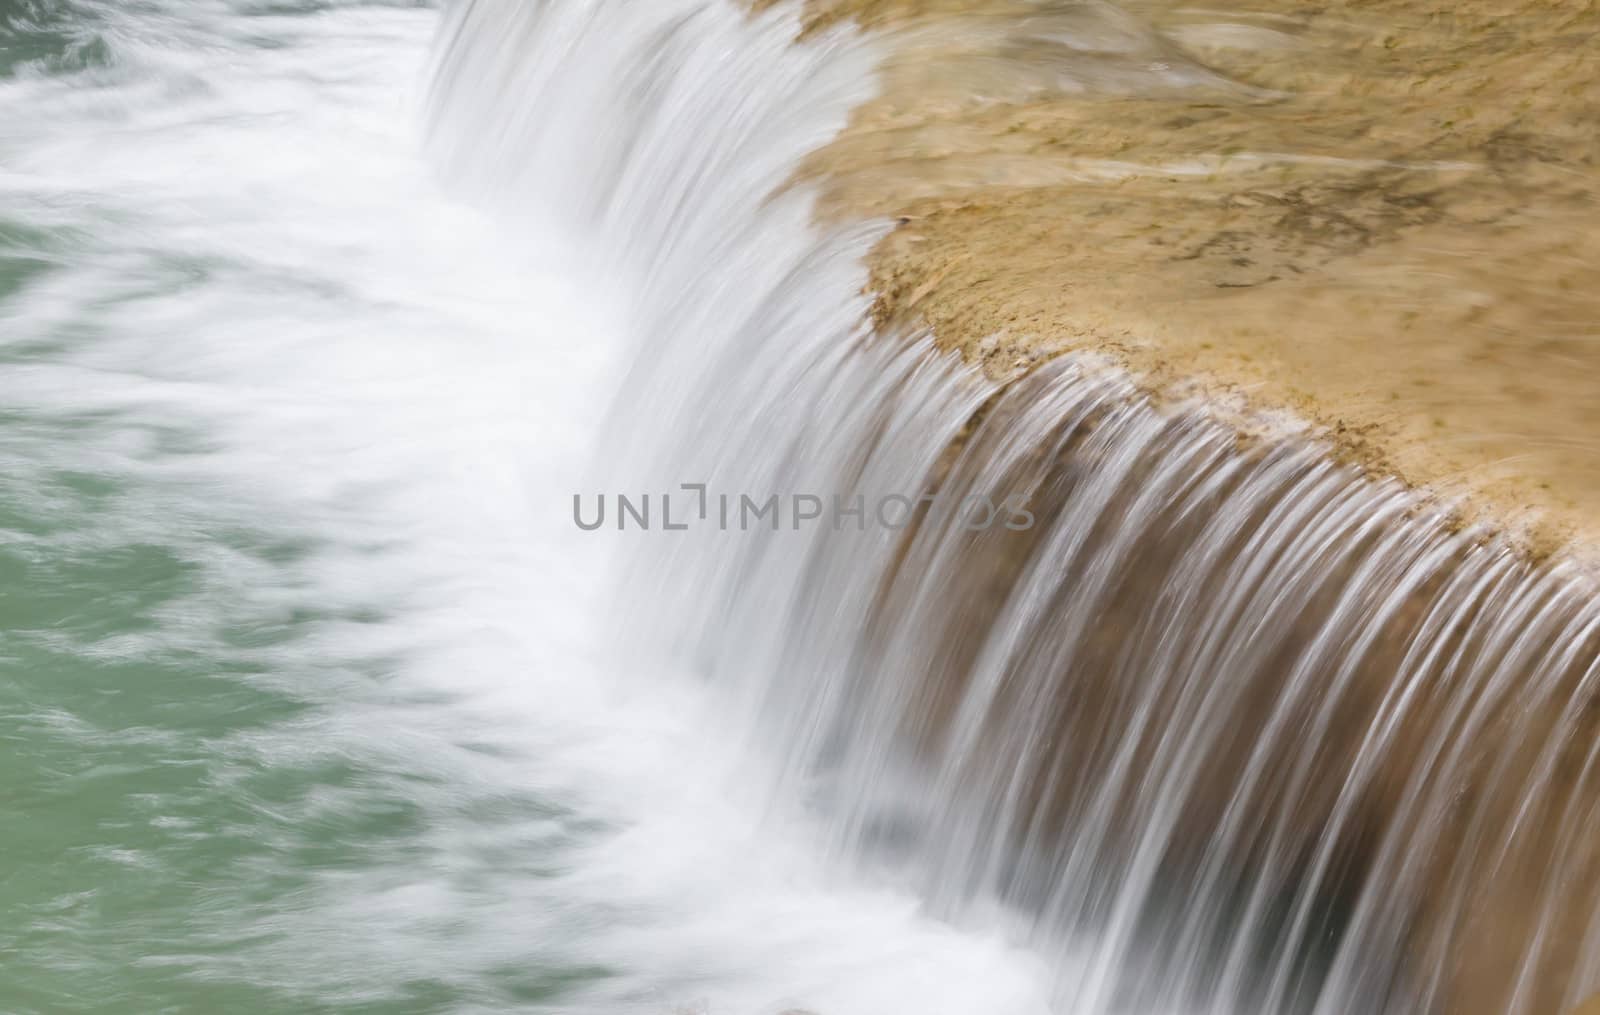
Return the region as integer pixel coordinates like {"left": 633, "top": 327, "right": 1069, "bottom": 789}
{"left": 0, "top": 1, "right": 1052, "bottom": 1012}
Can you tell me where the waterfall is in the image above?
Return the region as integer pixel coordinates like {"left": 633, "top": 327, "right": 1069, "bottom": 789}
{"left": 431, "top": 2, "right": 1600, "bottom": 1013}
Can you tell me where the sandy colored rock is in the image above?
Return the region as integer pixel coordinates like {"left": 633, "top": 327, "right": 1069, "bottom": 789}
{"left": 782, "top": 0, "right": 1600, "bottom": 558}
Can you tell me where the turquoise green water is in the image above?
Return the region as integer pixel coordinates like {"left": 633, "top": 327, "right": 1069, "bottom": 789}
{"left": 0, "top": 4, "right": 594, "bottom": 1009}
{"left": 0, "top": 285, "right": 561, "bottom": 1014}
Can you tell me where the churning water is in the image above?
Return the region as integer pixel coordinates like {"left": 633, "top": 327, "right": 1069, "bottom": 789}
{"left": 0, "top": 1, "right": 1046, "bottom": 1011}
{"left": 5, "top": 1, "right": 1600, "bottom": 1014}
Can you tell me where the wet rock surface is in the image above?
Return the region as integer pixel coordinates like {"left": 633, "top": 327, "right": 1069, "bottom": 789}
{"left": 783, "top": 0, "right": 1600, "bottom": 556}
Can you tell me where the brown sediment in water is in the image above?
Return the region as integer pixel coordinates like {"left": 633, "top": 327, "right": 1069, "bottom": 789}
{"left": 771, "top": 0, "right": 1600, "bottom": 560}
{"left": 867, "top": 354, "right": 1600, "bottom": 1015}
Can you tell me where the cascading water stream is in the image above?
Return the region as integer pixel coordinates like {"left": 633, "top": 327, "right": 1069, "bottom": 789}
{"left": 432, "top": 2, "right": 1600, "bottom": 1013}
{"left": 4, "top": 0, "right": 1598, "bottom": 1012}
{"left": 1, "top": 1, "right": 1050, "bottom": 1012}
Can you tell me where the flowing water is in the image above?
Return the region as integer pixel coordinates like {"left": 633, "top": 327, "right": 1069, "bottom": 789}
{"left": 0, "top": 2, "right": 1046, "bottom": 1011}
{"left": 4, "top": 1, "right": 1600, "bottom": 1014}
